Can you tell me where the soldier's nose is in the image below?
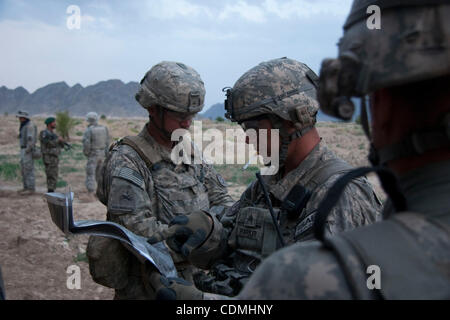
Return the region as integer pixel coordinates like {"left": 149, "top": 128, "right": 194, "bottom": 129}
{"left": 180, "top": 119, "right": 192, "bottom": 129}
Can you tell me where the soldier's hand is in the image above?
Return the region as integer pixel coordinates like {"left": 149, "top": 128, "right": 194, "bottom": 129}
{"left": 148, "top": 210, "right": 213, "bottom": 258}
{"left": 149, "top": 272, "right": 203, "bottom": 300}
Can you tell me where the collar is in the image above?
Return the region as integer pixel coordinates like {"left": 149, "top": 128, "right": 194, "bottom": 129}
{"left": 268, "top": 143, "right": 328, "bottom": 201}
{"left": 397, "top": 159, "right": 450, "bottom": 216}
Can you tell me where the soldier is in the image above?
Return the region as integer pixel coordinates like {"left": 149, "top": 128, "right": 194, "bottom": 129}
{"left": 82, "top": 112, "right": 109, "bottom": 197}
{"left": 235, "top": 1, "right": 450, "bottom": 299}
{"left": 87, "top": 61, "right": 234, "bottom": 300}
{"left": 16, "top": 110, "right": 38, "bottom": 195}
{"left": 147, "top": 57, "right": 382, "bottom": 298}
{"left": 39, "top": 117, "right": 66, "bottom": 192}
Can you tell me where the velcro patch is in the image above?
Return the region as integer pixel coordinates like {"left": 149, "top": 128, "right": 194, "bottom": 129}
{"left": 295, "top": 212, "right": 317, "bottom": 238}
{"left": 114, "top": 167, "right": 145, "bottom": 190}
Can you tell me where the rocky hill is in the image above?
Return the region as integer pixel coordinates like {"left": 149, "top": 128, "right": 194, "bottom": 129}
{"left": 0, "top": 80, "right": 147, "bottom": 117}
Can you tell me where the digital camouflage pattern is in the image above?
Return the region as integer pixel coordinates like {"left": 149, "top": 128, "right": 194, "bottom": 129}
{"left": 239, "top": 161, "right": 450, "bottom": 299}
{"left": 193, "top": 142, "right": 381, "bottom": 296}
{"left": 83, "top": 122, "right": 109, "bottom": 193}
{"left": 39, "top": 129, "right": 64, "bottom": 191}
{"left": 318, "top": 2, "right": 450, "bottom": 119}
{"left": 93, "top": 124, "right": 233, "bottom": 299}
{"left": 225, "top": 57, "right": 319, "bottom": 130}
{"left": 19, "top": 119, "right": 37, "bottom": 191}
{"left": 239, "top": 1, "right": 450, "bottom": 300}
{"left": 135, "top": 61, "right": 205, "bottom": 113}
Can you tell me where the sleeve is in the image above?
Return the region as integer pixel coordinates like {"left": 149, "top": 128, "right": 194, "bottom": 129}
{"left": 25, "top": 123, "right": 37, "bottom": 153}
{"left": 238, "top": 241, "right": 353, "bottom": 299}
{"left": 104, "top": 148, "right": 169, "bottom": 239}
{"left": 202, "top": 163, "right": 235, "bottom": 218}
{"left": 294, "top": 175, "right": 382, "bottom": 242}
{"left": 82, "top": 129, "right": 91, "bottom": 156}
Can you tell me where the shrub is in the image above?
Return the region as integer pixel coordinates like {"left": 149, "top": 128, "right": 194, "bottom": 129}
{"left": 0, "top": 162, "right": 20, "bottom": 180}
{"left": 56, "top": 180, "right": 68, "bottom": 188}
{"left": 215, "top": 116, "right": 225, "bottom": 122}
{"left": 56, "top": 111, "right": 76, "bottom": 141}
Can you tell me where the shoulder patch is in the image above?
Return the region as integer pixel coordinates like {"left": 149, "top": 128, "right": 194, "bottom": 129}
{"left": 113, "top": 167, "right": 145, "bottom": 190}
{"left": 217, "top": 174, "right": 228, "bottom": 187}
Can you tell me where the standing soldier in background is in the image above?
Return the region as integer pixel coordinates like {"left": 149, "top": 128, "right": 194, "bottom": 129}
{"left": 40, "top": 117, "right": 66, "bottom": 193}
{"left": 16, "top": 110, "right": 38, "bottom": 195}
{"left": 83, "top": 112, "right": 110, "bottom": 198}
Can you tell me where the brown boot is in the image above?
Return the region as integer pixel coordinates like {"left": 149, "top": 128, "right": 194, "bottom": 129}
{"left": 19, "top": 189, "right": 35, "bottom": 195}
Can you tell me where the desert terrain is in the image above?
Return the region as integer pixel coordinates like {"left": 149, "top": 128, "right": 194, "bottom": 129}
{"left": 0, "top": 115, "right": 385, "bottom": 300}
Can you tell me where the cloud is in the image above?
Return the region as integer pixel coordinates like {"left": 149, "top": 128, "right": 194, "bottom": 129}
{"left": 263, "top": 0, "right": 352, "bottom": 19}
{"left": 218, "top": 1, "right": 267, "bottom": 23}
{"left": 144, "top": 0, "right": 213, "bottom": 20}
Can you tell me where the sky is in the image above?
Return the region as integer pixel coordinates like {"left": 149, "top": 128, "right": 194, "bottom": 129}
{"left": 0, "top": 0, "right": 353, "bottom": 110}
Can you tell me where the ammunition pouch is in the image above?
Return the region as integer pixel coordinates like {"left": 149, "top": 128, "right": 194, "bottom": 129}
{"left": 31, "top": 146, "right": 42, "bottom": 160}
{"left": 228, "top": 206, "right": 281, "bottom": 259}
{"left": 86, "top": 236, "right": 130, "bottom": 290}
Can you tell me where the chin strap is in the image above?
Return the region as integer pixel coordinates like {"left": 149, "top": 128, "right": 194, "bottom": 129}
{"left": 360, "top": 98, "right": 450, "bottom": 166}
{"left": 313, "top": 166, "right": 407, "bottom": 243}
{"left": 271, "top": 114, "right": 314, "bottom": 165}
{"left": 375, "top": 114, "right": 450, "bottom": 165}
{"left": 151, "top": 106, "right": 172, "bottom": 140}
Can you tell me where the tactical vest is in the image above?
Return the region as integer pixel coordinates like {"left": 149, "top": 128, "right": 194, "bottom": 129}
{"left": 40, "top": 130, "right": 61, "bottom": 157}
{"left": 93, "top": 135, "right": 210, "bottom": 290}
{"left": 326, "top": 212, "right": 450, "bottom": 299}
{"left": 231, "top": 157, "right": 353, "bottom": 259}
{"left": 90, "top": 125, "right": 108, "bottom": 150}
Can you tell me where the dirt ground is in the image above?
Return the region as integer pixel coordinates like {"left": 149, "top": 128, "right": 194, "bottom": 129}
{"left": 0, "top": 115, "right": 385, "bottom": 300}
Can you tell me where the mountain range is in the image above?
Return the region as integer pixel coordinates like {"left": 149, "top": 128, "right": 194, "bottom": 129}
{"left": 0, "top": 80, "right": 361, "bottom": 121}
{"left": 0, "top": 80, "right": 146, "bottom": 117}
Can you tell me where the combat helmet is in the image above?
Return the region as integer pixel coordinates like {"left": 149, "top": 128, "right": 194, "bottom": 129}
{"left": 86, "top": 112, "right": 98, "bottom": 124}
{"left": 225, "top": 57, "right": 320, "bottom": 163}
{"left": 135, "top": 61, "right": 205, "bottom": 114}
{"left": 318, "top": 0, "right": 450, "bottom": 121}
{"left": 317, "top": 1, "right": 450, "bottom": 166}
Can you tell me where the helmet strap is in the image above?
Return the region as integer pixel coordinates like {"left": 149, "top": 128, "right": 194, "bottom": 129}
{"left": 150, "top": 106, "right": 172, "bottom": 140}
{"left": 375, "top": 112, "right": 450, "bottom": 166}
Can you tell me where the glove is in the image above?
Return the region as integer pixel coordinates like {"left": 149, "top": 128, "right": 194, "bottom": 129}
{"left": 148, "top": 210, "right": 213, "bottom": 256}
{"left": 149, "top": 272, "right": 204, "bottom": 300}
{"left": 148, "top": 210, "right": 227, "bottom": 269}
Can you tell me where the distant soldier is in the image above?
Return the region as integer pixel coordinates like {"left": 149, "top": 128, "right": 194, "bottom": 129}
{"left": 16, "top": 110, "right": 38, "bottom": 195}
{"left": 39, "top": 117, "right": 66, "bottom": 192}
{"left": 82, "top": 112, "right": 110, "bottom": 196}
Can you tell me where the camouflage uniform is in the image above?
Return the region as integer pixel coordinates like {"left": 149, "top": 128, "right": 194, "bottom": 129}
{"left": 17, "top": 111, "right": 37, "bottom": 191}
{"left": 195, "top": 140, "right": 380, "bottom": 296}
{"left": 83, "top": 113, "right": 109, "bottom": 193}
{"left": 39, "top": 128, "right": 64, "bottom": 191}
{"left": 149, "top": 58, "right": 381, "bottom": 298}
{"left": 239, "top": 1, "right": 450, "bottom": 300}
{"left": 89, "top": 61, "right": 234, "bottom": 300}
